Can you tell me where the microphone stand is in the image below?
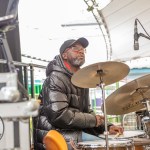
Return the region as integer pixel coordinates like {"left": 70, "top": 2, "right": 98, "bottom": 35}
{"left": 139, "top": 33, "right": 150, "bottom": 40}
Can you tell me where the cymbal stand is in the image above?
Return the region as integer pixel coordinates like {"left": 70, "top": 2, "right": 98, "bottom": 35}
{"left": 137, "top": 87, "right": 150, "bottom": 118}
{"left": 143, "top": 98, "right": 150, "bottom": 118}
{"left": 131, "top": 86, "right": 150, "bottom": 118}
{"left": 141, "top": 98, "right": 150, "bottom": 138}
{"left": 133, "top": 87, "right": 150, "bottom": 137}
{"left": 97, "top": 70, "right": 109, "bottom": 150}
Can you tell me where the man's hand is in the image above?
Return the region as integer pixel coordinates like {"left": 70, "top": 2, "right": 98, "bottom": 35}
{"left": 108, "top": 125, "right": 124, "bottom": 135}
{"left": 95, "top": 115, "right": 104, "bottom": 127}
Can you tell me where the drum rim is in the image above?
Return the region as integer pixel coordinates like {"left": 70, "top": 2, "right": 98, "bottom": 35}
{"left": 98, "top": 130, "right": 145, "bottom": 139}
{"left": 78, "top": 140, "right": 133, "bottom": 148}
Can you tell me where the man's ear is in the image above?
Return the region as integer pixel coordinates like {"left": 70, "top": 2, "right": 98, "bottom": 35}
{"left": 62, "top": 53, "right": 67, "bottom": 59}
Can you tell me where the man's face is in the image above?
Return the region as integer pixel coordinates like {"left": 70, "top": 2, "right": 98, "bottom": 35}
{"left": 64, "top": 43, "right": 86, "bottom": 67}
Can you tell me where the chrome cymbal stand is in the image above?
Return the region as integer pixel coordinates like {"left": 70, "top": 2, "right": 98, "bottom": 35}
{"left": 97, "top": 69, "right": 109, "bottom": 150}
{"left": 145, "top": 100, "right": 150, "bottom": 117}
{"left": 133, "top": 87, "right": 150, "bottom": 118}
{"left": 132, "top": 87, "right": 150, "bottom": 137}
{"left": 142, "top": 98, "right": 150, "bottom": 138}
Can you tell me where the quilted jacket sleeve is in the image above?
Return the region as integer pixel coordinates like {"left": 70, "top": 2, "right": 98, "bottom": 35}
{"left": 42, "top": 72, "right": 97, "bottom": 130}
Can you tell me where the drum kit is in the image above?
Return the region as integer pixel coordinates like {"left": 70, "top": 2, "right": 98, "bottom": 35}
{"left": 71, "top": 61, "right": 150, "bottom": 150}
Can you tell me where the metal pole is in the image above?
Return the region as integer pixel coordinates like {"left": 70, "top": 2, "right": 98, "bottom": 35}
{"left": 30, "top": 65, "right": 35, "bottom": 98}
{"left": 97, "top": 69, "right": 109, "bottom": 150}
{"left": 101, "top": 83, "right": 109, "bottom": 150}
{"left": 23, "top": 66, "right": 28, "bottom": 90}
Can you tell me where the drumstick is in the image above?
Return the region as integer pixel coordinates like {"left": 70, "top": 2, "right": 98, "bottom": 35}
{"left": 113, "top": 132, "right": 121, "bottom": 139}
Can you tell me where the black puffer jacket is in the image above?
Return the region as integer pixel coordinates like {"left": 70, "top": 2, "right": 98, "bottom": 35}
{"left": 33, "top": 55, "right": 106, "bottom": 150}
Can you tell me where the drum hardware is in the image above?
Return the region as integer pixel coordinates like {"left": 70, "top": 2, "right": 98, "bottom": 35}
{"left": 137, "top": 115, "right": 143, "bottom": 130}
{"left": 146, "top": 100, "right": 150, "bottom": 113}
{"left": 71, "top": 61, "right": 130, "bottom": 150}
{"left": 136, "top": 110, "right": 147, "bottom": 130}
{"left": 142, "top": 116, "right": 150, "bottom": 138}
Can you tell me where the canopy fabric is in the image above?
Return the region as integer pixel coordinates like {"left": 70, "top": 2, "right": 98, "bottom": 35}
{"left": 18, "top": 0, "right": 150, "bottom": 68}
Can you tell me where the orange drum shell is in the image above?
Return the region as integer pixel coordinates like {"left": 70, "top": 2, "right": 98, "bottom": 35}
{"left": 133, "top": 138, "right": 150, "bottom": 150}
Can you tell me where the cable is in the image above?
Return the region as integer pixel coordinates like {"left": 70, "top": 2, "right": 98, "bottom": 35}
{"left": 0, "top": 116, "right": 5, "bottom": 140}
{"left": 136, "top": 18, "right": 150, "bottom": 38}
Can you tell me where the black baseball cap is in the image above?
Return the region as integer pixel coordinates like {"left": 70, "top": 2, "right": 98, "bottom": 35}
{"left": 59, "top": 37, "right": 89, "bottom": 54}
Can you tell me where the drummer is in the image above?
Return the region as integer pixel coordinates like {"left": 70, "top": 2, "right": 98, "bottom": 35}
{"left": 33, "top": 37, "right": 124, "bottom": 150}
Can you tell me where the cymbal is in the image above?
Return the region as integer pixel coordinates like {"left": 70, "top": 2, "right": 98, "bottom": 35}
{"left": 71, "top": 61, "right": 130, "bottom": 88}
{"left": 104, "top": 74, "right": 150, "bottom": 115}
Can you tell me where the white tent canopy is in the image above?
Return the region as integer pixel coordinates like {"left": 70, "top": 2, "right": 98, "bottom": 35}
{"left": 102, "top": 0, "right": 150, "bottom": 61}
{"left": 18, "top": 0, "right": 150, "bottom": 68}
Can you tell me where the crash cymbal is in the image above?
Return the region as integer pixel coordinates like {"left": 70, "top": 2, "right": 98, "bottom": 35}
{"left": 71, "top": 61, "right": 130, "bottom": 88}
{"left": 104, "top": 74, "right": 150, "bottom": 115}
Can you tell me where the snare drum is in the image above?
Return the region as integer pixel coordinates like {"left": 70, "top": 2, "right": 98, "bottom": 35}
{"left": 77, "top": 139, "right": 133, "bottom": 150}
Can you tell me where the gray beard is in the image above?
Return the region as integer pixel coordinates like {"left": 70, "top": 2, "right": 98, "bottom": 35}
{"left": 69, "top": 58, "right": 85, "bottom": 67}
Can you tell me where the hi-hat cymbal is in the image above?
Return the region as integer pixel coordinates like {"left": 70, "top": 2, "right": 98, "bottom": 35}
{"left": 71, "top": 61, "right": 130, "bottom": 88}
{"left": 104, "top": 74, "right": 150, "bottom": 115}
